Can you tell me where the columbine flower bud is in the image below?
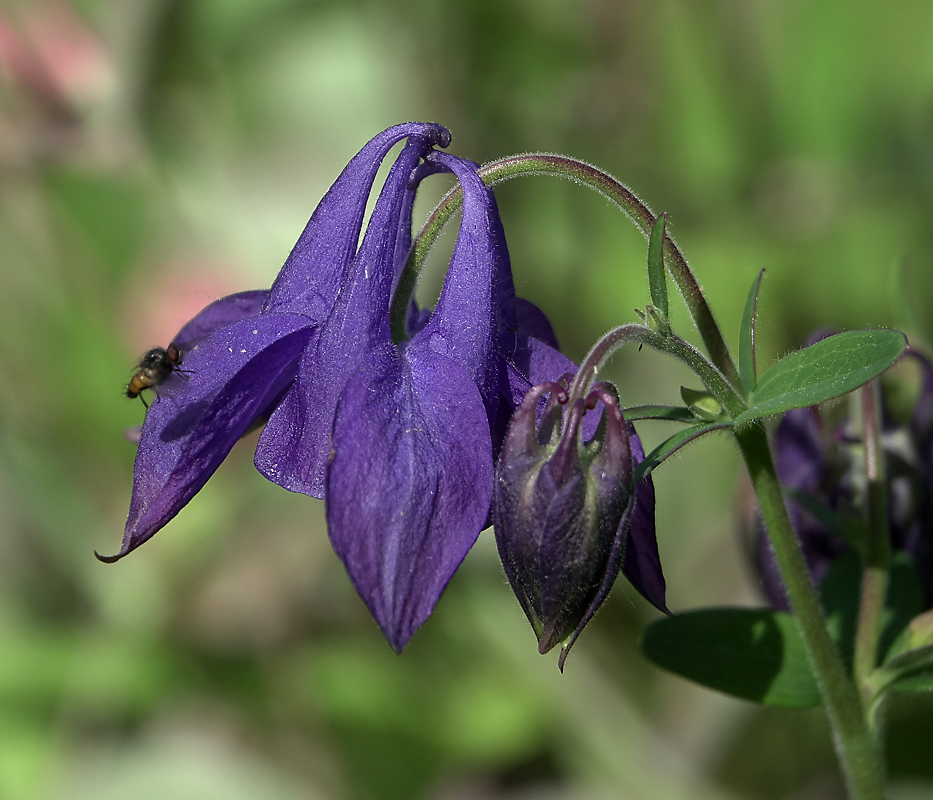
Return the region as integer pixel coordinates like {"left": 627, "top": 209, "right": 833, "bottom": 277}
{"left": 494, "top": 380, "right": 635, "bottom": 669}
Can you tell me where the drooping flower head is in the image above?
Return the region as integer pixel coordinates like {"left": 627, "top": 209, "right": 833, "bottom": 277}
{"left": 102, "top": 123, "right": 578, "bottom": 650}
{"left": 494, "top": 378, "right": 667, "bottom": 669}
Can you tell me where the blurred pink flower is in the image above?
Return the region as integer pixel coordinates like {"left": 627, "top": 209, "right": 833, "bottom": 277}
{"left": 0, "top": 1, "right": 112, "bottom": 113}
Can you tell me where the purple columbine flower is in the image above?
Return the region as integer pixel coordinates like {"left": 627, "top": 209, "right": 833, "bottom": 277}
{"left": 494, "top": 379, "right": 666, "bottom": 669}
{"left": 753, "top": 345, "right": 933, "bottom": 610}
{"left": 101, "top": 123, "right": 574, "bottom": 651}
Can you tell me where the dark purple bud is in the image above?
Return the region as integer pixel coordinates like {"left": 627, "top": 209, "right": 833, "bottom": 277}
{"left": 494, "top": 380, "right": 635, "bottom": 669}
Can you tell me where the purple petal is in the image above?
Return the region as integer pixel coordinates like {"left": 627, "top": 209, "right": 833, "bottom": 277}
{"left": 504, "top": 341, "right": 602, "bottom": 446}
{"left": 264, "top": 123, "right": 450, "bottom": 319}
{"left": 394, "top": 159, "right": 443, "bottom": 282}
{"left": 396, "top": 161, "right": 445, "bottom": 339}
{"left": 406, "top": 303, "right": 433, "bottom": 337}
{"left": 172, "top": 290, "right": 269, "bottom": 352}
{"left": 514, "top": 298, "right": 560, "bottom": 349}
{"left": 506, "top": 336, "right": 576, "bottom": 405}
{"left": 255, "top": 138, "right": 434, "bottom": 497}
{"left": 99, "top": 314, "right": 313, "bottom": 561}
{"left": 535, "top": 469, "right": 591, "bottom": 650}
{"left": 772, "top": 406, "right": 826, "bottom": 493}
{"left": 621, "top": 427, "right": 668, "bottom": 613}
{"left": 557, "top": 497, "right": 635, "bottom": 671}
{"left": 325, "top": 343, "right": 493, "bottom": 650}
{"left": 462, "top": 163, "right": 523, "bottom": 346}
{"left": 322, "top": 154, "right": 510, "bottom": 648}
{"left": 554, "top": 426, "right": 664, "bottom": 670}
{"left": 419, "top": 152, "right": 501, "bottom": 407}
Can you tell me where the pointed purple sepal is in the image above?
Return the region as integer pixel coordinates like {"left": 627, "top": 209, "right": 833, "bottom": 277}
{"left": 172, "top": 290, "right": 270, "bottom": 352}
{"left": 255, "top": 137, "right": 440, "bottom": 498}
{"left": 100, "top": 314, "right": 313, "bottom": 561}
{"left": 326, "top": 345, "right": 493, "bottom": 650}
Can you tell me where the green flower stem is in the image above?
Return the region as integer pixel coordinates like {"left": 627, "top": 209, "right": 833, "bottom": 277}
{"left": 393, "top": 154, "right": 741, "bottom": 391}
{"left": 563, "top": 323, "right": 745, "bottom": 418}
{"left": 854, "top": 381, "right": 891, "bottom": 714}
{"left": 736, "top": 422, "right": 884, "bottom": 800}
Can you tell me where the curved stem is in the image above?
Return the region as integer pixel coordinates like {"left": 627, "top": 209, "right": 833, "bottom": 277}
{"left": 736, "top": 423, "right": 884, "bottom": 800}
{"left": 393, "top": 154, "right": 740, "bottom": 391}
{"left": 565, "top": 323, "right": 745, "bottom": 419}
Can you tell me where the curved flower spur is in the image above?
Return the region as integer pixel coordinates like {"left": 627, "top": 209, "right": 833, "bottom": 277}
{"left": 102, "top": 123, "right": 579, "bottom": 650}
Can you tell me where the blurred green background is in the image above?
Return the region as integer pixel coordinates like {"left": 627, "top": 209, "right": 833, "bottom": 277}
{"left": 2, "top": 0, "right": 933, "bottom": 798}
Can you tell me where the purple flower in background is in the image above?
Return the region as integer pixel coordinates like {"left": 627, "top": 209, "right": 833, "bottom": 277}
{"left": 494, "top": 379, "right": 666, "bottom": 669}
{"left": 101, "top": 123, "right": 573, "bottom": 650}
{"left": 753, "top": 344, "right": 933, "bottom": 610}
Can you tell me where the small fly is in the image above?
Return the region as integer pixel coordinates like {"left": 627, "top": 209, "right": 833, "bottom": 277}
{"left": 126, "top": 344, "right": 189, "bottom": 407}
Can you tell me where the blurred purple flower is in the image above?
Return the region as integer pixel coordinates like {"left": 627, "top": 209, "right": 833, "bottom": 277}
{"left": 101, "top": 123, "right": 574, "bottom": 650}
{"left": 495, "top": 380, "right": 666, "bottom": 669}
{"left": 754, "top": 345, "right": 933, "bottom": 609}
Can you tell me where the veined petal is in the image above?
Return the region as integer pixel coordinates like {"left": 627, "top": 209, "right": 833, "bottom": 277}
{"left": 557, "top": 499, "right": 635, "bottom": 671}
{"left": 539, "top": 394, "right": 634, "bottom": 665}
{"left": 394, "top": 160, "right": 442, "bottom": 283}
{"left": 506, "top": 336, "right": 576, "bottom": 405}
{"left": 514, "top": 298, "right": 559, "bottom": 350}
{"left": 621, "top": 429, "right": 667, "bottom": 613}
{"left": 173, "top": 290, "right": 269, "bottom": 352}
{"left": 396, "top": 161, "right": 446, "bottom": 339}
{"left": 535, "top": 467, "right": 591, "bottom": 650}
{"left": 256, "top": 137, "right": 434, "bottom": 497}
{"left": 264, "top": 123, "right": 450, "bottom": 319}
{"left": 99, "top": 314, "right": 313, "bottom": 561}
{"left": 773, "top": 407, "right": 826, "bottom": 493}
{"left": 325, "top": 342, "right": 493, "bottom": 651}
{"left": 419, "top": 152, "right": 499, "bottom": 404}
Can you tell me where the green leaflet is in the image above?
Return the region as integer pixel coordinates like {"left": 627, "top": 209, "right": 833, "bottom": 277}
{"left": 640, "top": 608, "right": 821, "bottom": 708}
{"left": 734, "top": 330, "right": 906, "bottom": 426}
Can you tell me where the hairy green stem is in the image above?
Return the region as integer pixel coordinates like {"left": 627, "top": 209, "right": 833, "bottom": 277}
{"left": 736, "top": 423, "right": 884, "bottom": 800}
{"left": 401, "top": 148, "right": 885, "bottom": 797}
{"left": 854, "top": 381, "right": 891, "bottom": 717}
{"left": 393, "top": 154, "right": 740, "bottom": 390}
{"left": 565, "top": 323, "right": 745, "bottom": 419}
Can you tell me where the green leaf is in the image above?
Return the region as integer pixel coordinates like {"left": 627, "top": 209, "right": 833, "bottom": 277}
{"left": 640, "top": 608, "right": 821, "bottom": 708}
{"left": 623, "top": 405, "right": 698, "bottom": 423}
{"left": 647, "top": 213, "right": 668, "bottom": 321}
{"left": 633, "top": 422, "right": 732, "bottom": 483}
{"left": 892, "top": 673, "right": 933, "bottom": 692}
{"left": 880, "top": 554, "right": 925, "bottom": 662}
{"left": 738, "top": 270, "right": 764, "bottom": 396}
{"left": 818, "top": 550, "right": 862, "bottom": 672}
{"left": 885, "top": 608, "right": 933, "bottom": 667}
{"left": 906, "top": 609, "right": 933, "bottom": 651}
{"left": 876, "top": 643, "right": 933, "bottom": 694}
{"left": 734, "top": 330, "right": 907, "bottom": 426}
{"left": 818, "top": 551, "right": 924, "bottom": 676}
